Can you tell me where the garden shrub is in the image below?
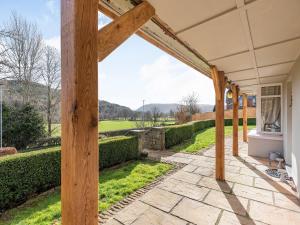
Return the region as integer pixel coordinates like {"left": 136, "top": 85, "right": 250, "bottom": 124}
{"left": 0, "top": 147, "right": 61, "bottom": 210}
{"left": 0, "top": 136, "right": 138, "bottom": 210}
{"left": 99, "top": 136, "right": 139, "bottom": 169}
{"left": 3, "top": 103, "right": 45, "bottom": 150}
{"left": 165, "top": 123, "right": 194, "bottom": 148}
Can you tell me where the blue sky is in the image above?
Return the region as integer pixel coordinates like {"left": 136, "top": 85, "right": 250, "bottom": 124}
{"left": 0, "top": 0, "right": 215, "bottom": 110}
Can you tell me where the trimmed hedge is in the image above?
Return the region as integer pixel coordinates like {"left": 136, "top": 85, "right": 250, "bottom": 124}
{"left": 165, "top": 118, "right": 256, "bottom": 148}
{"left": 165, "top": 120, "right": 216, "bottom": 148}
{"left": 0, "top": 136, "right": 138, "bottom": 210}
{"left": 99, "top": 136, "right": 139, "bottom": 169}
{"left": 164, "top": 124, "right": 194, "bottom": 148}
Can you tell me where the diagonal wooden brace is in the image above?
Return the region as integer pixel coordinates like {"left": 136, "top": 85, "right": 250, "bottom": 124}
{"left": 97, "top": 1, "right": 155, "bottom": 62}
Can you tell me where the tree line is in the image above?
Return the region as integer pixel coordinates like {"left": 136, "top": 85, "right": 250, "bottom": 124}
{"left": 0, "top": 12, "right": 60, "bottom": 137}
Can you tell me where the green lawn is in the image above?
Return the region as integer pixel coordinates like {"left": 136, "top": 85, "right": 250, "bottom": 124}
{"left": 171, "top": 125, "right": 256, "bottom": 153}
{"left": 0, "top": 161, "right": 172, "bottom": 225}
{"left": 49, "top": 120, "right": 175, "bottom": 137}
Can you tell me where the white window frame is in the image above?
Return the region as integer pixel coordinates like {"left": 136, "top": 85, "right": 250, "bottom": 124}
{"left": 257, "top": 83, "right": 283, "bottom": 135}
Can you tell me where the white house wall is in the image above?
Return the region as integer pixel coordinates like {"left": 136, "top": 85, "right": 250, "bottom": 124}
{"left": 287, "top": 55, "right": 300, "bottom": 197}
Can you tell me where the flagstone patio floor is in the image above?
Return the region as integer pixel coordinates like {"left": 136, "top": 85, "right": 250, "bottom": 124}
{"left": 104, "top": 137, "right": 300, "bottom": 225}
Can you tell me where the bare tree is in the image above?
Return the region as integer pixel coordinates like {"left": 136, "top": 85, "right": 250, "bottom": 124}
{"left": 175, "top": 92, "right": 200, "bottom": 124}
{"left": 40, "top": 46, "right": 61, "bottom": 137}
{"left": 182, "top": 92, "right": 200, "bottom": 116}
{"left": 2, "top": 12, "right": 43, "bottom": 103}
{"left": 150, "top": 106, "right": 161, "bottom": 127}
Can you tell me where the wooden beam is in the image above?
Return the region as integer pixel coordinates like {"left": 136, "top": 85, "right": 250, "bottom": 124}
{"left": 242, "top": 93, "right": 248, "bottom": 142}
{"left": 211, "top": 66, "right": 221, "bottom": 101}
{"left": 97, "top": 1, "right": 155, "bottom": 62}
{"left": 211, "top": 66, "right": 225, "bottom": 181}
{"left": 232, "top": 84, "right": 239, "bottom": 156}
{"left": 61, "top": 0, "right": 98, "bottom": 224}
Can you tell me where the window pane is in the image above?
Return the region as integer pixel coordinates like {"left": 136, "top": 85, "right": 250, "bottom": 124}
{"left": 261, "top": 85, "right": 281, "bottom": 96}
{"left": 261, "top": 97, "right": 281, "bottom": 132}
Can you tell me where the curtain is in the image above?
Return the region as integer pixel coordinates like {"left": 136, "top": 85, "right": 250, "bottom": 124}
{"left": 261, "top": 97, "right": 281, "bottom": 132}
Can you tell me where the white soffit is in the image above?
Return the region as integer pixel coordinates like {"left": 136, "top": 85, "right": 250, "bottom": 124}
{"left": 227, "top": 69, "right": 257, "bottom": 81}
{"left": 260, "top": 75, "right": 288, "bottom": 84}
{"left": 258, "top": 62, "right": 294, "bottom": 78}
{"left": 236, "top": 79, "right": 258, "bottom": 87}
{"left": 247, "top": 0, "right": 300, "bottom": 48}
{"left": 255, "top": 39, "right": 300, "bottom": 67}
{"left": 147, "top": 0, "right": 237, "bottom": 33}
{"left": 177, "top": 10, "right": 248, "bottom": 60}
{"left": 209, "top": 51, "right": 253, "bottom": 73}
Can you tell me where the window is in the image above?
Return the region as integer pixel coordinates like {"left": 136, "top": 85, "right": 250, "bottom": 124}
{"left": 260, "top": 85, "right": 281, "bottom": 133}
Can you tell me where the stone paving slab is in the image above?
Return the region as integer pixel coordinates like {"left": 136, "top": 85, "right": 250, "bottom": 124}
{"left": 249, "top": 200, "right": 300, "bottom": 225}
{"left": 171, "top": 198, "right": 221, "bottom": 225}
{"left": 204, "top": 190, "right": 249, "bottom": 216}
{"left": 193, "top": 166, "right": 214, "bottom": 177}
{"left": 131, "top": 206, "right": 188, "bottom": 225}
{"left": 233, "top": 183, "right": 273, "bottom": 205}
{"left": 157, "top": 178, "right": 209, "bottom": 201}
{"left": 103, "top": 136, "right": 300, "bottom": 225}
{"left": 197, "top": 177, "right": 233, "bottom": 193}
{"left": 139, "top": 188, "right": 182, "bottom": 212}
{"left": 169, "top": 170, "right": 202, "bottom": 184}
{"left": 219, "top": 211, "right": 266, "bottom": 225}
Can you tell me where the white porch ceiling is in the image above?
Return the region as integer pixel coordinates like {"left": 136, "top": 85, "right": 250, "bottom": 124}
{"left": 99, "top": 0, "right": 300, "bottom": 95}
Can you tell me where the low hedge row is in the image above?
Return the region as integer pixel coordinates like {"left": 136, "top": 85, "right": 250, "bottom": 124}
{"left": 165, "top": 120, "right": 216, "bottom": 148}
{"left": 0, "top": 135, "right": 138, "bottom": 210}
{"left": 165, "top": 118, "right": 256, "bottom": 148}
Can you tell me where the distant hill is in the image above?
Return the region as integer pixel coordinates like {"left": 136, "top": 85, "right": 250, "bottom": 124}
{"left": 136, "top": 103, "right": 214, "bottom": 114}
{"left": 2, "top": 79, "right": 61, "bottom": 122}
{"left": 99, "top": 100, "right": 134, "bottom": 120}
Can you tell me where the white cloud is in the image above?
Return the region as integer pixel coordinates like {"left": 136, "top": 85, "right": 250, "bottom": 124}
{"left": 139, "top": 55, "right": 215, "bottom": 105}
{"left": 45, "top": 36, "right": 60, "bottom": 51}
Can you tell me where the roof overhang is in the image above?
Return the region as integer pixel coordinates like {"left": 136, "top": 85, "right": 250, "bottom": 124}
{"left": 99, "top": 0, "right": 300, "bottom": 95}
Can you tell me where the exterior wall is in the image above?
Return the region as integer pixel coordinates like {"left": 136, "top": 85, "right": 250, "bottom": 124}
{"left": 143, "top": 127, "right": 165, "bottom": 150}
{"left": 288, "top": 56, "right": 300, "bottom": 196}
{"left": 192, "top": 107, "right": 256, "bottom": 121}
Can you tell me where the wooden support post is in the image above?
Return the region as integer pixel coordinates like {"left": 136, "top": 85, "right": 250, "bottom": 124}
{"left": 242, "top": 94, "right": 248, "bottom": 142}
{"left": 97, "top": 1, "right": 155, "bottom": 62}
{"left": 211, "top": 66, "right": 225, "bottom": 181}
{"left": 61, "top": 0, "right": 98, "bottom": 224}
{"left": 232, "top": 85, "right": 239, "bottom": 156}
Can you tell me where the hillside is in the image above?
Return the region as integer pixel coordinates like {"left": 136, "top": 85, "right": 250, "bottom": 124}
{"left": 136, "top": 103, "right": 214, "bottom": 114}
{"left": 99, "top": 100, "right": 134, "bottom": 120}
{"left": 2, "top": 80, "right": 61, "bottom": 122}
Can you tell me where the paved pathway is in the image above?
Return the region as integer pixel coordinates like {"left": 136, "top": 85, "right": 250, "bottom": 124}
{"left": 104, "top": 138, "right": 300, "bottom": 225}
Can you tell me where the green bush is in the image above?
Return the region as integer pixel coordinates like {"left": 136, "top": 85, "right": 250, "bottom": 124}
{"left": 3, "top": 103, "right": 45, "bottom": 150}
{"left": 165, "top": 123, "right": 194, "bottom": 148}
{"left": 99, "top": 136, "right": 139, "bottom": 169}
{"left": 0, "top": 147, "right": 61, "bottom": 210}
{"left": 193, "top": 120, "right": 215, "bottom": 132}
{"left": 0, "top": 136, "right": 138, "bottom": 210}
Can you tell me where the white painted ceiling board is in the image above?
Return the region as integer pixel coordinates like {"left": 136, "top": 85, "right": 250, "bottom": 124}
{"left": 226, "top": 69, "right": 257, "bottom": 81}
{"left": 178, "top": 10, "right": 248, "bottom": 60}
{"left": 260, "top": 75, "right": 288, "bottom": 84}
{"left": 255, "top": 39, "right": 300, "bottom": 67}
{"left": 147, "top": 0, "right": 236, "bottom": 33}
{"left": 258, "top": 62, "right": 294, "bottom": 77}
{"left": 209, "top": 51, "right": 253, "bottom": 73}
{"left": 247, "top": 0, "right": 300, "bottom": 48}
{"left": 236, "top": 79, "right": 258, "bottom": 87}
